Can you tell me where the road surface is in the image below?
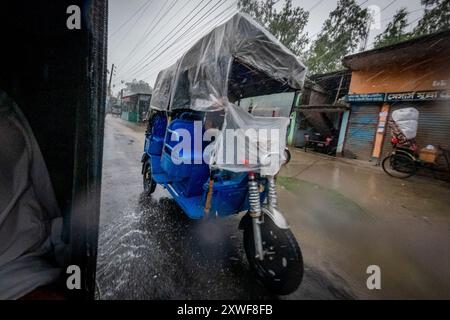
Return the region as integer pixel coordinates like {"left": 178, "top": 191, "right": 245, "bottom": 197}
{"left": 96, "top": 115, "right": 352, "bottom": 300}
{"left": 97, "top": 115, "right": 450, "bottom": 300}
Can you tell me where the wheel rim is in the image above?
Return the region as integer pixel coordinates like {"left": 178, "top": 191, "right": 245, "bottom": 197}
{"left": 245, "top": 218, "right": 302, "bottom": 286}
{"left": 384, "top": 154, "right": 415, "bottom": 178}
{"left": 392, "top": 157, "right": 415, "bottom": 173}
{"left": 144, "top": 169, "right": 151, "bottom": 190}
{"left": 253, "top": 228, "right": 292, "bottom": 282}
{"left": 143, "top": 165, "right": 155, "bottom": 192}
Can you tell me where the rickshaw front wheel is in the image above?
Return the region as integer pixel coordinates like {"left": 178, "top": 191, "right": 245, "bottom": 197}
{"left": 243, "top": 216, "right": 303, "bottom": 295}
{"left": 143, "top": 162, "right": 157, "bottom": 195}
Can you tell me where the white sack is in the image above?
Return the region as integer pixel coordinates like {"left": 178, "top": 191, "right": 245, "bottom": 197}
{"left": 392, "top": 108, "right": 419, "bottom": 140}
{"left": 392, "top": 108, "right": 419, "bottom": 122}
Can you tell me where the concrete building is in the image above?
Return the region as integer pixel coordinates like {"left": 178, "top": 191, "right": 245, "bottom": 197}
{"left": 121, "top": 92, "right": 152, "bottom": 123}
{"left": 341, "top": 30, "right": 450, "bottom": 163}
{"left": 291, "top": 71, "right": 352, "bottom": 155}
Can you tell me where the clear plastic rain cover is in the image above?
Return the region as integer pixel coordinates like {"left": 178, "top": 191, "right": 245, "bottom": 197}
{"left": 212, "top": 103, "right": 290, "bottom": 176}
{"left": 150, "top": 13, "right": 306, "bottom": 175}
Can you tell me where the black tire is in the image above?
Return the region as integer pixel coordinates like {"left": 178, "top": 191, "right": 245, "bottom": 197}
{"left": 284, "top": 148, "right": 292, "bottom": 165}
{"left": 243, "top": 217, "right": 303, "bottom": 295}
{"left": 382, "top": 153, "right": 416, "bottom": 179}
{"left": 143, "top": 162, "right": 156, "bottom": 195}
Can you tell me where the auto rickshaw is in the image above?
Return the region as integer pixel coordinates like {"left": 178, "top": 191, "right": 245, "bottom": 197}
{"left": 142, "top": 13, "right": 306, "bottom": 295}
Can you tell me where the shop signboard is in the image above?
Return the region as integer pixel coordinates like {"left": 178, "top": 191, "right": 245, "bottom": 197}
{"left": 346, "top": 90, "right": 450, "bottom": 103}
{"left": 386, "top": 90, "right": 450, "bottom": 102}
{"left": 346, "top": 93, "right": 385, "bottom": 103}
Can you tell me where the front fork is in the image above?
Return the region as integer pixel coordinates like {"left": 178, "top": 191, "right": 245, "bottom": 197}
{"left": 248, "top": 173, "right": 278, "bottom": 261}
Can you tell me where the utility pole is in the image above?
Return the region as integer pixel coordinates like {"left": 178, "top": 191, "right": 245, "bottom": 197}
{"left": 108, "top": 63, "right": 115, "bottom": 97}
{"left": 359, "top": 22, "right": 371, "bottom": 52}
{"left": 360, "top": 6, "right": 379, "bottom": 52}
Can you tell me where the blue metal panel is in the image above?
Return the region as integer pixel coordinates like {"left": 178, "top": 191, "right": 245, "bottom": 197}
{"left": 344, "top": 105, "right": 380, "bottom": 160}
{"left": 337, "top": 111, "right": 350, "bottom": 155}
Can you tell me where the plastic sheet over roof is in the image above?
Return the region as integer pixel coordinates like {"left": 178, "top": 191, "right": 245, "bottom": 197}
{"left": 150, "top": 12, "right": 307, "bottom": 112}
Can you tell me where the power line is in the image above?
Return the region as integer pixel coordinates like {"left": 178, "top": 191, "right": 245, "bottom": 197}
{"left": 141, "top": 6, "right": 237, "bottom": 83}
{"left": 110, "top": 0, "right": 153, "bottom": 51}
{"left": 109, "top": 0, "right": 151, "bottom": 37}
{"left": 406, "top": 16, "right": 422, "bottom": 27}
{"left": 310, "top": 0, "right": 370, "bottom": 40}
{"left": 130, "top": 0, "right": 233, "bottom": 79}
{"left": 142, "top": 7, "right": 238, "bottom": 82}
{"left": 381, "top": 0, "right": 397, "bottom": 12}
{"left": 117, "top": 0, "right": 182, "bottom": 72}
{"left": 123, "top": 0, "right": 214, "bottom": 76}
{"left": 117, "top": 0, "right": 179, "bottom": 72}
{"left": 136, "top": 1, "right": 237, "bottom": 80}
{"left": 142, "top": 18, "right": 236, "bottom": 84}
{"left": 308, "top": 0, "right": 325, "bottom": 12}
{"left": 127, "top": 0, "right": 223, "bottom": 77}
{"left": 359, "top": 0, "right": 369, "bottom": 7}
{"left": 381, "top": 8, "right": 423, "bottom": 22}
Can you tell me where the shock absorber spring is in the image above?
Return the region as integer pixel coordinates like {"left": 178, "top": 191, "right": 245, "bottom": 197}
{"left": 248, "top": 174, "right": 262, "bottom": 217}
{"left": 248, "top": 173, "right": 264, "bottom": 260}
{"left": 268, "top": 176, "right": 278, "bottom": 209}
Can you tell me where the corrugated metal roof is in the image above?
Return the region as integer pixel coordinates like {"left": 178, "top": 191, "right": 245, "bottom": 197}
{"left": 343, "top": 30, "right": 450, "bottom": 71}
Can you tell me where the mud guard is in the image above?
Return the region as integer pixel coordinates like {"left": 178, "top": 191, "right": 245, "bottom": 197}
{"left": 239, "top": 205, "right": 290, "bottom": 230}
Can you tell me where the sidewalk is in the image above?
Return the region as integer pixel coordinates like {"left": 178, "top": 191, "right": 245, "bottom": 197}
{"left": 278, "top": 148, "right": 450, "bottom": 299}
{"left": 111, "top": 115, "right": 148, "bottom": 133}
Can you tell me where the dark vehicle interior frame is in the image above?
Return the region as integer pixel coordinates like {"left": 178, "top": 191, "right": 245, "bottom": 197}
{"left": 0, "top": 1, "right": 108, "bottom": 299}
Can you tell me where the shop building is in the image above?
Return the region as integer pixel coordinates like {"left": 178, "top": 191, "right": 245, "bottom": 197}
{"left": 291, "top": 70, "right": 352, "bottom": 155}
{"left": 341, "top": 30, "right": 450, "bottom": 163}
{"left": 121, "top": 92, "right": 152, "bottom": 123}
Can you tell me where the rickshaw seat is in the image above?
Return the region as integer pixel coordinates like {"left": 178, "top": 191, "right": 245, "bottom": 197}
{"left": 145, "top": 112, "right": 167, "bottom": 156}
{"left": 160, "top": 119, "right": 210, "bottom": 195}
{"left": 163, "top": 119, "right": 207, "bottom": 166}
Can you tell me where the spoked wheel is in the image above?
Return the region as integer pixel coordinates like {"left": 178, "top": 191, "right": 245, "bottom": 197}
{"left": 382, "top": 153, "right": 416, "bottom": 179}
{"left": 243, "top": 217, "right": 303, "bottom": 295}
{"left": 143, "top": 162, "right": 157, "bottom": 195}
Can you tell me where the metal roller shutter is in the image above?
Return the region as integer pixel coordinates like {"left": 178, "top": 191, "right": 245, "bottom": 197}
{"left": 344, "top": 105, "right": 380, "bottom": 160}
{"left": 381, "top": 101, "right": 450, "bottom": 161}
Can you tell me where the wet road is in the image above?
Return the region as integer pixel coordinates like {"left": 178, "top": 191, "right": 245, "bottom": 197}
{"left": 96, "top": 115, "right": 352, "bottom": 300}
{"left": 279, "top": 149, "right": 450, "bottom": 300}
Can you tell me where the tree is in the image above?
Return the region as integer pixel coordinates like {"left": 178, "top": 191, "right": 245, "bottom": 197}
{"left": 238, "top": 0, "right": 310, "bottom": 57}
{"left": 306, "top": 0, "right": 370, "bottom": 74}
{"left": 123, "top": 79, "right": 152, "bottom": 95}
{"left": 374, "top": 8, "right": 411, "bottom": 48}
{"left": 414, "top": 0, "right": 450, "bottom": 36}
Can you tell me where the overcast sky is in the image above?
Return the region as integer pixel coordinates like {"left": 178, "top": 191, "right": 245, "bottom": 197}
{"left": 108, "top": 0, "right": 423, "bottom": 93}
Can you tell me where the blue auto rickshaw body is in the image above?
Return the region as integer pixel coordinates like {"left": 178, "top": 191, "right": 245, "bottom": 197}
{"left": 142, "top": 111, "right": 267, "bottom": 220}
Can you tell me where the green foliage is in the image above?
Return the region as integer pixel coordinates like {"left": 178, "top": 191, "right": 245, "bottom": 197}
{"left": 306, "top": 0, "right": 370, "bottom": 75}
{"left": 373, "top": 0, "right": 450, "bottom": 49}
{"left": 414, "top": 0, "right": 450, "bottom": 36}
{"left": 239, "top": 0, "right": 449, "bottom": 75}
{"left": 374, "top": 8, "right": 411, "bottom": 48}
{"left": 238, "top": 0, "right": 310, "bottom": 57}
{"left": 124, "top": 79, "right": 152, "bottom": 95}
